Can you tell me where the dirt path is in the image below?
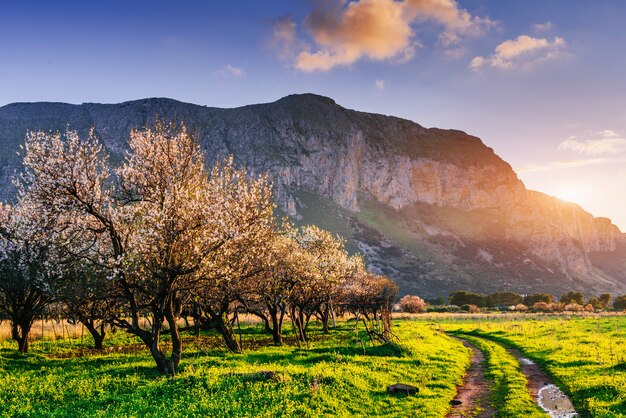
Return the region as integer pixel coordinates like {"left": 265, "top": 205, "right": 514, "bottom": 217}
{"left": 505, "top": 346, "right": 577, "bottom": 418}
{"left": 447, "top": 338, "right": 496, "bottom": 418}
{"left": 447, "top": 335, "right": 577, "bottom": 418}
{"left": 507, "top": 347, "right": 549, "bottom": 401}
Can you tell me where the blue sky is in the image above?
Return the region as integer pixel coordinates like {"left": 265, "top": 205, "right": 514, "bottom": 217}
{"left": 1, "top": 0, "right": 625, "bottom": 228}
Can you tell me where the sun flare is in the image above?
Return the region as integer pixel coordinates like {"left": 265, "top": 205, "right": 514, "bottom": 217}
{"left": 552, "top": 185, "right": 589, "bottom": 204}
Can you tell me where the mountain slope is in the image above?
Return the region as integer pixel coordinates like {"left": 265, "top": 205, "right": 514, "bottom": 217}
{"left": 1, "top": 94, "right": 624, "bottom": 297}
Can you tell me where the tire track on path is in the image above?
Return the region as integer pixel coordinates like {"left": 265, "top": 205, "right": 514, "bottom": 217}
{"left": 448, "top": 333, "right": 578, "bottom": 418}
{"left": 447, "top": 337, "right": 496, "bottom": 418}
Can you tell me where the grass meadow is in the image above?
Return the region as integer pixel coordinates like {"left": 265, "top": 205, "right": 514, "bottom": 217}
{"left": 1, "top": 314, "right": 625, "bottom": 417}
{"left": 0, "top": 320, "right": 468, "bottom": 417}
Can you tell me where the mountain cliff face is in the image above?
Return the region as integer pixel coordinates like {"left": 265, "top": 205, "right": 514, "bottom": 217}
{"left": 1, "top": 94, "right": 624, "bottom": 296}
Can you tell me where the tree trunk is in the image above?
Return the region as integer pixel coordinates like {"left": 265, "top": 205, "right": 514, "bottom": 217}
{"left": 134, "top": 308, "right": 179, "bottom": 376}
{"left": 330, "top": 298, "right": 337, "bottom": 328}
{"left": 82, "top": 319, "right": 106, "bottom": 350}
{"left": 298, "top": 308, "right": 308, "bottom": 342}
{"left": 304, "top": 311, "right": 312, "bottom": 335}
{"left": 142, "top": 326, "right": 177, "bottom": 376}
{"left": 290, "top": 306, "right": 307, "bottom": 345}
{"left": 216, "top": 315, "right": 241, "bottom": 353}
{"left": 164, "top": 300, "right": 182, "bottom": 375}
{"left": 150, "top": 340, "right": 175, "bottom": 376}
{"left": 202, "top": 308, "right": 243, "bottom": 353}
{"left": 382, "top": 304, "right": 392, "bottom": 341}
{"left": 17, "top": 335, "right": 29, "bottom": 353}
{"left": 11, "top": 320, "right": 32, "bottom": 353}
{"left": 269, "top": 308, "right": 283, "bottom": 345}
{"left": 321, "top": 304, "right": 331, "bottom": 334}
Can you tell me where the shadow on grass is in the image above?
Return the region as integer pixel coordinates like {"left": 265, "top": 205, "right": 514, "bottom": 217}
{"left": 557, "top": 359, "right": 598, "bottom": 367}
{"left": 0, "top": 349, "right": 52, "bottom": 372}
{"left": 609, "top": 398, "right": 626, "bottom": 414}
{"left": 308, "top": 341, "right": 412, "bottom": 358}
{"left": 237, "top": 341, "right": 411, "bottom": 368}
{"left": 614, "top": 361, "right": 626, "bottom": 371}
{"left": 0, "top": 347, "right": 165, "bottom": 380}
{"left": 573, "top": 385, "right": 619, "bottom": 403}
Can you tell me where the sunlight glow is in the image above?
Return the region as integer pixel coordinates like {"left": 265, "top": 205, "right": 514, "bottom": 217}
{"left": 552, "top": 184, "right": 589, "bottom": 205}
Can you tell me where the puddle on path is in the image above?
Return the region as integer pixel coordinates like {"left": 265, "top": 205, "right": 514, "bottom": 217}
{"left": 537, "top": 384, "right": 577, "bottom": 418}
{"left": 488, "top": 341, "right": 578, "bottom": 418}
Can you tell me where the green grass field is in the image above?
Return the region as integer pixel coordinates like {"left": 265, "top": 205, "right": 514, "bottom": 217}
{"left": 0, "top": 321, "right": 469, "bottom": 417}
{"left": 1, "top": 315, "right": 625, "bottom": 417}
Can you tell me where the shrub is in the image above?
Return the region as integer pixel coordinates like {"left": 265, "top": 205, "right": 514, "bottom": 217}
{"left": 449, "top": 290, "right": 486, "bottom": 307}
{"left": 487, "top": 292, "right": 523, "bottom": 307}
{"left": 461, "top": 304, "right": 481, "bottom": 313}
{"left": 399, "top": 295, "right": 428, "bottom": 313}
{"left": 508, "top": 304, "right": 528, "bottom": 312}
{"left": 547, "top": 302, "right": 564, "bottom": 312}
{"left": 532, "top": 302, "right": 550, "bottom": 312}
{"left": 560, "top": 291, "right": 584, "bottom": 305}
{"left": 427, "top": 305, "right": 461, "bottom": 313}
{"left": 425, "top": 296, "right": 446, "bottom": 305}
{"left": 564, "top": 303, "right": 583, "bottom": 312}
{"left": 588, "top": 294, "right": 611, "bottom": 310}
{"left": 614, "top": 295, "right": 626, "bottom": 311}
{"left": 523, "top": 293, "right": 554, "bottom": 305}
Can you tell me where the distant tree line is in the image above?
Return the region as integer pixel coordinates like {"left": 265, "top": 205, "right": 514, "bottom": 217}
{"left": 397, "top": 289, "right": 624, "bottom": 314}
{"left": 0, "top": 122, "right": 397, "bottom": 375}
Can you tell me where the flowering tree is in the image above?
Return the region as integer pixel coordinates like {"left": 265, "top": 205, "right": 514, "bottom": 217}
{"left": 289, "top": 225, "right": 360, "bottom": 340}
{"left": 242, "top": 231, "right": 309, "bottom": 346}
{"left": 340, "top": 270, "right": 398, "bottom": 342}
{"left": 185, "top": 162, "right": 275, "bottom": 353}
{"left": 59, "top": 263, "right": 111, "bottom": 349}
{"left": 0, "top": 203, "right": 59, "bottom": 352}
{"left": 399, "top": 295, "right": 428, "bottom": 313}
{"left": 17, "top": 122, "right": 273, "bottom": 374}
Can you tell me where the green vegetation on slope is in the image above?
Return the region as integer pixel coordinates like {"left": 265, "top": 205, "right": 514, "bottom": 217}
{"left": 0, "top": 321, "right": 469, "bottom": 417}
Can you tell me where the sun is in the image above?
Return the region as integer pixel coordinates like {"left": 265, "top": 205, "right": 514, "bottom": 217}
{"left": 553, "top": 185, "right": 588, "bottom": 205}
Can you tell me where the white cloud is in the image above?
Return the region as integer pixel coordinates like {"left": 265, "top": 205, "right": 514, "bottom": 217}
{"left": 470, "top": 35, "right": 566, "bottom": 70}
{"left": 268, "top": 16, "right": 299, "bottom": 60}
{"left": 516, "top": 158, "right": 615, "bottom": 174}
{"left": 558, "top": 131, "right": 626, "bottom": 155}
{"left": 274, "top": 0, "right": 494, "bottom": 72}
{"left": 598, "top": 129, "right": 619, "bottom": 138}
{"left": 375, "top": 79, "right": 385, "bottom": 90}
{"left": 469, "top": 55, "right": 485, "bottom": 70}
{"left": 520, "top": 130, "right": 626, "bottom": 174}
{"left": 219, "top": 65, "right": 245, "bottom": 78}
{"left": 533, "top": 21, "right": 553, "bottom": 32}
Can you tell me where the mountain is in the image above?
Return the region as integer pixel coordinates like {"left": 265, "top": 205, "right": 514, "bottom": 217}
{"left": 1, "top": 94, "right": 625, "bottom": 297}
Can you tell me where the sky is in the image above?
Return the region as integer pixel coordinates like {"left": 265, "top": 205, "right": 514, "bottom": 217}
{"left": 1, "top": 0, "right": 625, "bottom": 229}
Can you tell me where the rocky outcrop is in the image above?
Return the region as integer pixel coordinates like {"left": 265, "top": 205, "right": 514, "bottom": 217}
{"left": 505, "top": 191, "right": 623, "bottom": 274}
{"left": 0, "top": 94, "right": 624, "bottom": 295}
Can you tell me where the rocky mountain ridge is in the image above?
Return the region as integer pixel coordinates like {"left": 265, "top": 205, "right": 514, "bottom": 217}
{"left": 1, "top": 94, "right": 624, "bottom": 296}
